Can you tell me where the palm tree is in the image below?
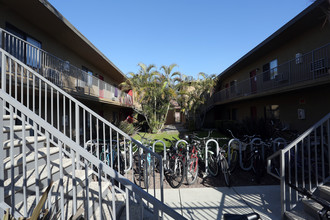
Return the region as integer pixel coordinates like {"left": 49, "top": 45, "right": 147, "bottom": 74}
{"left": 175, "top": 72, "right": 216, "bottom": 130}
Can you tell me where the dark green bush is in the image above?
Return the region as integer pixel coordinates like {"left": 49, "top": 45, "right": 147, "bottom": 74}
{"left": 119, "top": 120, "right": 136, "bottom": 136}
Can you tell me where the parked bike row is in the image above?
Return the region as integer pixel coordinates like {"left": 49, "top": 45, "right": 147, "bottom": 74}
{"left": 83, "top": 129, "right": 290, "bottom": 190}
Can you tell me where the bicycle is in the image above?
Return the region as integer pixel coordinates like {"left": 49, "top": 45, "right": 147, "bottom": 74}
{"left": 189, "top": 131, "right": 219, "bottom": 177}
{"left": 85, "top": 139, "right": 125, "bottom": 175}
{"left": 215, "top": 137, "right": 238, "bottom": 173}
{"left": 186, "top": 131, "right": 231, "bottom": 186}
{"left": 227, "top": 129, "right": 259, "bottom": 172}
{"left": 133, "top": 133, "right": 155, "bottom": 189}
{"left": 163, "top": 137, "right": 185, "bottom": 188}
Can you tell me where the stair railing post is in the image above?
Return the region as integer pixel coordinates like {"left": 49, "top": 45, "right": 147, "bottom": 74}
{"left": 1, "top": 51, "right": 6, "bottom": 91}
{"left": 280, "top": 149, "right": 286, "bottom": 217}
{"left": 0, "top": 97, "right": 4, "bottom": 218}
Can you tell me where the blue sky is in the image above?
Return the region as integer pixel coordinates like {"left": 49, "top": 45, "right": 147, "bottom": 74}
{"left": 48, "top": 0, "right": 313, "bottom": 79}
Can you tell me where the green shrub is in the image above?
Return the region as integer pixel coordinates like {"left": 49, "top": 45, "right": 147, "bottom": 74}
{"left": 119, "top": 120, "right": 136, "bottom": 136}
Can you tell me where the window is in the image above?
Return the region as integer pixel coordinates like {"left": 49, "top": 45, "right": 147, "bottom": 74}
{"left": 5, "top": 23, "right": 42, "bottom": 68}
{"left": 269, "top": 59, "right": 278, "bottom": 80}
{"left": 265, "top": 105, "right": 280, "bottom": 120}
{"left": 263, "top": 59, "right": 278, "bottom": 81}
{"left": 230, "top": 80, "right": 237, "bottom": 94}
{"left": 231, "top": 109, "right": 237, "bottom": 120}
{"left": 82, "top": 66, "right": 93, "bottom": 86}
{"left": 26, "top": 36, "right": 42, "bottom": 68}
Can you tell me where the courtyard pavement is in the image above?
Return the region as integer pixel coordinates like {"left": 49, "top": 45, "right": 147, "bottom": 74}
{"left": 161, "top": 185, "right": 281, "bottom": 220}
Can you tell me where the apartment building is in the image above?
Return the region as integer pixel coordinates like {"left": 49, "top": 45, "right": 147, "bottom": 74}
{"left": 0, "top": 0, "right": 133, "bottom": 126}
{"left": 205, "top": 0, "right": 330, "bottom": 133}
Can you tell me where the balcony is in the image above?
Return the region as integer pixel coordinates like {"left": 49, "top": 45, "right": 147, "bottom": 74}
{"left": 211, "top": 43, "right": 330, "bottom": 106}
{"left": 0, "top": 28, "right": 133, "bottom": 107}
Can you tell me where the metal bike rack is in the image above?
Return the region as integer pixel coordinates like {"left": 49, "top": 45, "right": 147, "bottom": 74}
{"left": 234, "top": 138, "right": 255, "bottom": 171}
{"left": 205, "top": 138, "right": 219, "bottom": 176}
{"left": 152, "top": 140, "right": 167, "bottom": 161}
{"left": 272, "top": 137, "right": 287, "bottom": 153}
{"left": 175, "top": 139, "right": 188, "bottom": 160}
{"left": 227, "top": 138, "right": 240, "bottom": 168}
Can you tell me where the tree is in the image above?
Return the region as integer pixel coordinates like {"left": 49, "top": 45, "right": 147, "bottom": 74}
{"left": 176, "top": 72, "right": 217, "bottom": 130}
{"left": 120, "top": 63, "right": 180, "bottom": 133}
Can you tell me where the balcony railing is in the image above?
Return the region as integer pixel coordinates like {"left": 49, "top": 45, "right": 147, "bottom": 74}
{"left": 210, "top": 43, "right": 330, "bottom": 106}
{"left": 0, "top": 28, "right": 133, "bottom": 107}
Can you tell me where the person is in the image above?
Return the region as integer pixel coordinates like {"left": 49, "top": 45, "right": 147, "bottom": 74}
{"left": 126, "top": 115, "right": 133, "bottom": 123}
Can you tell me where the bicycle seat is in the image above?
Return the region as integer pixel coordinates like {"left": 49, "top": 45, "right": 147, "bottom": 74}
{"left": 223, "top": 212, "right": 260, "bottom": 220}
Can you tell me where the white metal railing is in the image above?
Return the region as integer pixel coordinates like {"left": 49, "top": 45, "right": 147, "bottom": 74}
{"left": 267, "top": 112, "right": 330, "bottom": 217}
{"left": 209, "top": 43, "right": 330, "bottom": 106}
{"left": 0, "top": 49, "right": 184, "bottom": 219}
{"left": 0, "top": 28, "right": 133, "bottom": 107}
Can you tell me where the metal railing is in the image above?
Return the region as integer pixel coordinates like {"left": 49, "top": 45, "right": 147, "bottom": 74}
{"left": 0, "top": 28, "right": 133, "bottom": 107}
{"left": 267, "top": 112, "right": 330, "bottom": 217}
{"left": 210, "top": 43, "right": 330, "bottom": 106}
{"left": 0, "top": 49, "right": 184, "bottom": 219}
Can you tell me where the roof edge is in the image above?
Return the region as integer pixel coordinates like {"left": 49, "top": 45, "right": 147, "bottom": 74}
{"left": 217, "top": 0, "right": 325, "bottom": 79}
{"left": 40, "top": 0, "right": 127, "bottom": 80}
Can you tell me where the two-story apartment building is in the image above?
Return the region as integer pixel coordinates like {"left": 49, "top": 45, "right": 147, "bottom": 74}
{"left": 204, "top": 0, "right": 330, "bottom": 133}
{"left": 0, "top": 0, "right": 133, "bottom": 127}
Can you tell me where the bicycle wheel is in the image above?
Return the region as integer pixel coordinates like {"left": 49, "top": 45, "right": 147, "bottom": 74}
{"left": 220, "top": 158, "right": 231, "bottom": 187}
{"left": 223, "top": 144, "right": 238, "bottom": 173}
{"left": 252, "top": 154, "right": 263, "bottom": 183}
{"left": 165, "top": 158, "right": 185, "bottom": 188}
{"left": 133, "top": 153, "right": 146, "bottom": 188}
{"left": 228, "top": 149, "right": 238, "bottom": 173}
{"left": 186, "top": 157, "right": 199, "bottom": 185}
{"left": 208, "top": 153, "right": 219, "bottom": 177}
{"left": 114, "top": 153, "right": 125, "bottom": 175}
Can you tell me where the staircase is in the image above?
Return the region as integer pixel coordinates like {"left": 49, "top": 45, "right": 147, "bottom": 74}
{"left": 268, "top": 112, "right": 330, "bottom": 219}
{"left": 285, "top": 182, "right": 330, "bottom": 219}
{"left": 0, "top": 49, "right": 185, "bottom": 219}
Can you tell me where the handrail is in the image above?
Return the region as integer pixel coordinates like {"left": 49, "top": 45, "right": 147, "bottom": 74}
{"left": 0, "top": 28, "right": 133, "bottom": 107}
{"left": 0, "top": 49, "right": 180, "bottom": 218}
{"left": 267, "top": 112, "right": 330, "bottom": 217}
{"left": 0, "top": 89, "right": 184, "bottom": 219}
{"left": 207, "top": 43, "right": 330, "bottom": 107}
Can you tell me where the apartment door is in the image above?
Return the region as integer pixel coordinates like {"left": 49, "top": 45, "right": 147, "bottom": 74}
{"left": 251, "top": 106, "right": 257, "bottom": 121}
{"left": 250, "top": 69, "right": 257, "bottom": 93}
{"left": 99, "top": 75, "right": 104, "bottom": 98}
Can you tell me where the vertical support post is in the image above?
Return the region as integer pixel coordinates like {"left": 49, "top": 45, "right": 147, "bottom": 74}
{"left": 280, "top": 150, "right": 286, "bottom": 218}
{"left": 75, "top": 102, "right": 80, "bottom": 168}
{"left": 1, "top": 51, "right": 6, "bottom": 91}
{"left": 0, "top": 29, "right": 2, "bottom": 49}
{"left": 126, "top": 188, "right": 130, "bottom": 220}
{"left": 0, "top": 97, "right": 4, "bottom": 218}
{"left": 98, "top": 163, "right": 103, "bottom": 220}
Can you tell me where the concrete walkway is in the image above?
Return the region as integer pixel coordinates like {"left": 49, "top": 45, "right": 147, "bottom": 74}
{"left": 162, "top": 185, "right": 281, "bottom": 220}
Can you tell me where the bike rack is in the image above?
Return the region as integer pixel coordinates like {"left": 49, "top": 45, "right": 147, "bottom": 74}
{"left": 272, "top": 137, "right": 287, "bottom": 153}
{"left": 152, "top": 140, "right": 167, "bottom": 161}
{"left": 175, "top": 139, "right": 189, "bottom": 160}
{"left": 227, "top": 138, "right": 240, "bottom": 168}
{"left": 205, "top": 138, "right": 219, "bottom": 176}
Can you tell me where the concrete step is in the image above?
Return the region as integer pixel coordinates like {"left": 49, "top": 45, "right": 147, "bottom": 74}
{"left": 3, "top": 125, "right": 33, "bottom": 140}
{"left": 3, "top": 136, "right": 46, "bottom": 157}
{"left": 285, "top": 210, "right": 315, "bottom": 220}
{"left": 4, "top": 157, "right": 72, "bottom": 204}
{"left": 2, "top": 114, "right": 17, "bottom": 127}
{"left": 302, "top": 198, "right": 329, "bottom": 220}
{"left": 55, "top": 181, "right": 110, "bottom": 219}
{"left": 4, "top": 146, "right": 59, "bottom": 179}
{"left": 15, "top": 169, "right": 93, "bottom": 217}
{"left": 90, "top": 192, "right": 125, "bottom": 220}
{"left": 319, "top": 184, "right": 330, "bottom": 201}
